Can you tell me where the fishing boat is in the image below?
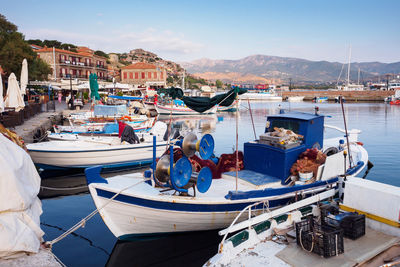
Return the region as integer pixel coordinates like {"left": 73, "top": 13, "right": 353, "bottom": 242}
{"left": 27, "top": 122, "right": 168, "bottom": 171}
{"left": 285, "top": 96, "right": 304, "bottom": 102}
{"left": 155, "top": 100, "right": 217, "bottom": 115}
{"left": 85, "top": 110, "right": 368, "bottom": 238}
{"left": 313, "top": 96, "right": 328, "bottom": 103}
{"left": 238, "top": 90, "right": 282, "bottom": 101}
{"left": 206, "top": 176, "right": 400, "bottom": 267}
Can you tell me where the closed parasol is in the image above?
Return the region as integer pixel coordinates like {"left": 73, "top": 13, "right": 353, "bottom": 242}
{"left": 20, "top": 59, "right": 28, "bottom": 95}
{"left": 4, "top": 73, "right": 25, "bottom": 111}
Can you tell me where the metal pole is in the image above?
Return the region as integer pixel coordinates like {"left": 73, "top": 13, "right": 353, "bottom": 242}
{"left": 69, "top": 75, "right": 74, "bottom": 110}
{"left": 247, "top": 98, "right": 257, "bottom": 140}
{"left": 340, "top": 96, "right": 352, "bottom": 168}
{"left": 235, "top": 92, "right": 239, "bottom": 192}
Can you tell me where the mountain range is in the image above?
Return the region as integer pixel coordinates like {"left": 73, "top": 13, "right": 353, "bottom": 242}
{"left": 181, "top": 55, "right": 400, "bottom": 84}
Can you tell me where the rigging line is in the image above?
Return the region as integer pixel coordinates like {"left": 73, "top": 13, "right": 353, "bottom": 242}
{"left": 45, "top": 178, "right": 149, "bottom": 247}
{"left": 336, "top": 63, "right": 345, "bottom": 88}
{"left": 41, "top": 222, "right": 110, "bottom": 256}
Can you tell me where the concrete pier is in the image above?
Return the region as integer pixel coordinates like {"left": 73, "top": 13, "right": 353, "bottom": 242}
{"left": 282, "top": 90, "right": 393, "bottom": 102}
{"left": 0, "top": 248, "right": 62, "bottom": 267}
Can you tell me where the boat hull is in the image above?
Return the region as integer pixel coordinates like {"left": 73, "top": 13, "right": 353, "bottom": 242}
{"left": 28, "top": 142, "right": 167, "bottom": 170}
{"left": 88, "top": 178, "right": 338, "bottom": 238}
{"left": 238, "top": 93, "right": 282, "bottom": 101}
{"left": 155, "top": 104, "right": 217, "bottom": 115}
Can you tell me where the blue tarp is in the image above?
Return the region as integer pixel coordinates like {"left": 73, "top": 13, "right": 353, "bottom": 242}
{"left": 93, "top": 105, "right": 127, "bottom": 116}
{"left": 108, "top": 95, "right": 143, "bottom": 101}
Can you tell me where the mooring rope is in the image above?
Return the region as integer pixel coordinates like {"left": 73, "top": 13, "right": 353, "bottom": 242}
{"left": 40, "top": 185, "right": 88, "bottom": 191}
{"left": 45, "top": 178, "right": 149, "bottom": 247}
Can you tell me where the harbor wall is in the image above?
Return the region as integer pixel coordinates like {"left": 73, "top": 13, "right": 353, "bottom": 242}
{"left": 282, "top": 90, "right": 393, "bottom": 102}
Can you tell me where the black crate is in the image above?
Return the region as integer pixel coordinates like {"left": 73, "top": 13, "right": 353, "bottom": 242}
{"left": 322, "top": 210, "right": 366, "bottom": 240}
{"left": 296, "top": 217, "right": 344, "bottom": 258}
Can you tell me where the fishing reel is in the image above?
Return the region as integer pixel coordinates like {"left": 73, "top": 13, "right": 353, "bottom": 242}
{"left": 155, "top": 154, "right": 212, "bottom": 194}
{"left": 180, "top": 132, "right": 215, "bottom": 160}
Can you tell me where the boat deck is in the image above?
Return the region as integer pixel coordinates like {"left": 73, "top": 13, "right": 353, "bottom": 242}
{"left": 276, "top": 227, "right": 399, "bottom": 267}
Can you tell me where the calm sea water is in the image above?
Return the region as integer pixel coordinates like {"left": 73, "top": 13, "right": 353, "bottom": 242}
{"left": 40, "top": 102, "right": 400, "bottom": 266}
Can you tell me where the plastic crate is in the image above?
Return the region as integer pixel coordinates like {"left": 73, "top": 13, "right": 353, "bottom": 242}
{"left": 321, "top": 205, "right": 366, "bottom": 240}
{"left": 296, "top": 217, "right": 344, "bottom": 258}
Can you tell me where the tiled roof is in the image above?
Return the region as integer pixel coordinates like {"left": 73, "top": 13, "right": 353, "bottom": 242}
{"left": 121, "top": 62, "right": 157, "bottom": 70}
{"left": 35, "top": 47, "right": 107, "bottom": 59}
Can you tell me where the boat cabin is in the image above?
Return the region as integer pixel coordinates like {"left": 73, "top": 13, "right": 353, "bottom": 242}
{"left": 225, "top": 111, "right": 325, "bottom": 187}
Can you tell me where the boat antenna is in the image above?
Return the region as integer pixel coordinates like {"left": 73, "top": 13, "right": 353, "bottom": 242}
{"left": 339, "top": 96, "right": 353, "bottom": 168}
{"left": 247, "top": 98, "right": 257, "bottom": 140}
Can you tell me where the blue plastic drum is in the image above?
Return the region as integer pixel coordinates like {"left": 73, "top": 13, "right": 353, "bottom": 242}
{"left": 196, "top": 167, "right": 212, "bottom": 193}
{"left": 199, "top": 134, "right": 215, "bottom": 160}
{"left": 172, "top": 157, "right": 192, "bottom": 188}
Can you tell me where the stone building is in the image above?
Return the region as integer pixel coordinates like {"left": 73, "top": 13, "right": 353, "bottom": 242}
{"left": 36, "top": 46, "right": 108, "bottom": 81}
{"left": 121, "top": 62, "right": 166, "bottom": 89}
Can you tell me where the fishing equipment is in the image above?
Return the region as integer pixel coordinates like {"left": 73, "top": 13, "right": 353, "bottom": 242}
{"left": 181, "top": 132, "right": 214, "bottom": 160}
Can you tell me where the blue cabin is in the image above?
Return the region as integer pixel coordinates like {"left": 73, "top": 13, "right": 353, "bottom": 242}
{"left": 241, "top": 111, "right": 324, "bottom": 185}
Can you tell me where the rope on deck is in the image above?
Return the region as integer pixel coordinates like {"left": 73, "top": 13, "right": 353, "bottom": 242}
{"left": 45, "top": 178, "right": 149, "bottom": 247}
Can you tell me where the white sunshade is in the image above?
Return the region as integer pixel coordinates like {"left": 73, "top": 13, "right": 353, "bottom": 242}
{"left": 0, "top": 74, "right": 4, "bottom": 112}
{"left": 20, "top": 59, "right": 28, "bottom": 95}
{"left": 104, "top": 82, "right": 131, "bottom": 90}
{"left": 4, "top": 73, "right": 25, "bottom": 112}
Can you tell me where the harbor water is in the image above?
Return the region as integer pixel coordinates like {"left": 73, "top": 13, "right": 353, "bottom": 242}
{"left": 40, "top": 101, "right": 400, "bottom": 266}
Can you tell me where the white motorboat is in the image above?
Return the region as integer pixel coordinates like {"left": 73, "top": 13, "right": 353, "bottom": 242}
{"left": 85, "top": 111, "right": 368, "bottom": 238}
{"left": 239, "top": 92, "right": 282, "bottom": 101}
{"left": 28, "top": 122, "right": 168, "bottom": 171}
{"left": 286, "top": 96, "right": 304, "bottom": 102}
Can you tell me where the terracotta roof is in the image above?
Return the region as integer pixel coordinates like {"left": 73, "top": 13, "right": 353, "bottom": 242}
{"left": 121, "top": 62, "right": 157, "bottom": 70}
{"left": 35, "top": 47, "right": 107, "bottom": 59}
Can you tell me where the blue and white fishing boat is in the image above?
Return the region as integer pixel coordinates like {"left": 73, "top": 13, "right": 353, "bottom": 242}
{"left": 314, "top": 96, "right": 328, "bottom": 103}
{"left": 85, "top": 110, "right": 368, "bottom": 238}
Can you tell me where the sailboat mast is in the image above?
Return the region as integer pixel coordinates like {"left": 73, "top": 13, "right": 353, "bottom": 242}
{"left": 357, "top": 68, "right": 360, "bottom": 85}
{"left": 347, "top": 45, "right": 351, "bottom": 87}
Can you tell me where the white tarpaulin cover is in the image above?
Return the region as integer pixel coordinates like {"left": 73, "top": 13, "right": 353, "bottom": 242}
{"left": 4, "top": 73, "right": 25, "bottom": 112}
{"left": 20, "top": 59, "right": 28, "bottom": 95}
{"left": 0, "top": 74, "right": 4, "bottom": 112}
{"left": 0, "top": 134, "right": 44, "bottom": 259}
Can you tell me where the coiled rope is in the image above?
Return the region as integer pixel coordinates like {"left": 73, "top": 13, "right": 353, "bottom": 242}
{"left": 45, "top": 178, "right": 149, "bottom": 247}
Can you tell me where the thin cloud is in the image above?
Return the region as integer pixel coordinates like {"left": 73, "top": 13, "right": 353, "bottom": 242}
{"left": 24, "top": 27, "right": 204, "bottom": 57}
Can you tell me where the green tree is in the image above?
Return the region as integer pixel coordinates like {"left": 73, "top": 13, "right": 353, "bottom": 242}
{"left": 0, "top": 14, "right": 51, "bottom": 80}
{"left": 94, "top": 50, "right": 109, "bottom": 58}
{"left": 27, "top": 39, "right": 43, "bottom": 46}
{"left": 215, "top": 79, "right": 223, "bottom": 88}
{"left": 42, "top": 39, "right": 62, "bottom": 48}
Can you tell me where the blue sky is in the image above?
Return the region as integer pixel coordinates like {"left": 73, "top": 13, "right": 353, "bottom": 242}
{"left": 3, "top": 0, "right": 400, "bottom": 63}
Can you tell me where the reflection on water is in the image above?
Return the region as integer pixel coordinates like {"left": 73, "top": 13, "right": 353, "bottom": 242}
{"left": 106, "top": 230, "right": 221, "bottom": 267}
{"left": 40, "top": 101, "right": 400, "bottom": 266}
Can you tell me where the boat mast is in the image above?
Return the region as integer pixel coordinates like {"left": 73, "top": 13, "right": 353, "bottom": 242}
{"left": 357, "top": 68, "right": 360, "bottom": 85}
{"left": 347, "top": 45, "right": 351, "bottom": 87}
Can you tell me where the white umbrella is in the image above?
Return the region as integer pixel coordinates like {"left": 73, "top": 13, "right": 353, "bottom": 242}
{"left": 4, "top": 73, "right": 25, "bottom": 112}
{"left": 20, "top": 59, "right": 28, "bottom": 95}
{"left": 0, "top": 74, "right": 4, "bottom": 112}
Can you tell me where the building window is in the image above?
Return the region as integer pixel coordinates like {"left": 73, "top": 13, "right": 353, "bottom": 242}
{"left": 141, "top": 72, "right": 145, "bottom": 79}
{"left": 148, "top": 72, "right": 151, "bottom": 79}
{"left": 135, "top": 72, "right": 138, "bottom": 79}
{"left": 154, "top": 72, "right": 157, "bottom": 79}
{"left": 123, "top": 72, "right": 127, "bottom": 79}
{"left": 129, "top": 72, "right": 133, "bottom": 79}
{"left": 161, "top": 72, "right": 164, "bottom": 79}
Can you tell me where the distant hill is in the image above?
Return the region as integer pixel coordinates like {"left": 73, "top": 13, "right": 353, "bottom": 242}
{"left": 181, "top": 55, "right": 400, "bottom": 83}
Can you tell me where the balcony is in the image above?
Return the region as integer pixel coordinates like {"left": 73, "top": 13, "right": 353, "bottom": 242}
{"left": 59, "top": 60, "right": 95, "bottom": 68}
{"left": 59, "top": 73, "right": 109, "bottom": 80}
